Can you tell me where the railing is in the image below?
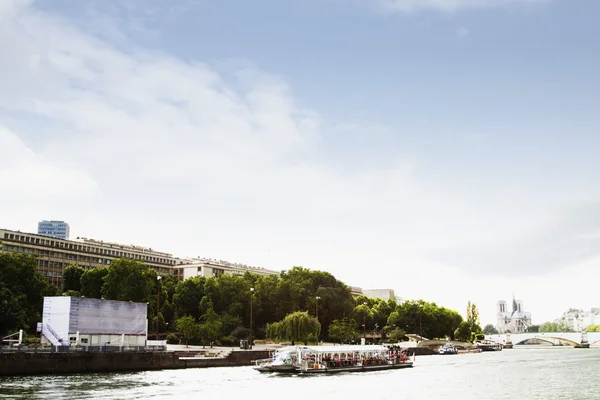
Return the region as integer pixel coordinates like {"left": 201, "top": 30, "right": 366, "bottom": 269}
{"left": 253, "top": 358, "right": 274, "bottom": 366}
{"left": 0, "top": 345, "right": 167, "bottom": 353}
{"left": 42, "top": 324, "right": 64, "bottom": 347}
{"left": 1, "top": 330, "right": 23, "bottom": 346}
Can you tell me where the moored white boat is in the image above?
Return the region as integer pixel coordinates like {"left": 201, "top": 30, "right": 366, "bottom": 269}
{"left": 253, "top": 344, "right": 414, "bottom": 374}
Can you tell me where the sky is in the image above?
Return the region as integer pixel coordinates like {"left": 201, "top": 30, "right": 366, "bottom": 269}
{"left": 1, "top": 0, "right": 599, "bottom": 326}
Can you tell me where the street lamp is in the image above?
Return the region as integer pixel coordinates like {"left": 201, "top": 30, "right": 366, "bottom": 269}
{"left": 156, "top": 276, "right": 162, "bottom": 340}
{"left": 418, "top": 303, "right": 423, "bottom": 339}
{"left": 249, "top": 287, "right": 255, "bottom": 348}
{"left": 315, "top": 296, "right": 321, "bottom": 344}
{"left": 363, "top": 302, "right": 367, "bottom": 341}
{"left": 315, "top": 296, "right": 321, "bottom": 320}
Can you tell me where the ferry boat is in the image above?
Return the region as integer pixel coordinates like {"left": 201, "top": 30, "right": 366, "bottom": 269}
{"left": 253, "top": 345, "right": 414, "bottom": 374}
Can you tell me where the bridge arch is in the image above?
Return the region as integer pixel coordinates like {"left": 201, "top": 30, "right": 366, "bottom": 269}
{"left": 513, "top": 336, "right": 578, "bottom": 346}
{"left": 513, "top": 337, "right": 559, "bottom": 346}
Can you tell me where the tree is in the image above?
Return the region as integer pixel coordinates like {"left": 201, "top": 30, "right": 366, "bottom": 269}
{"left": 62, "top": 264, "right": 85, "bottom": 293}
{"left": 231, "top": 327, "right": 251, "bottom": 340}
{"left": 199, "top": 306, "right": 223, "bottom": 348}
{"left": 353, "top": 303, "right": 373, "bottom": 334}
{"left": 539, "top": 321, "right": 571, "bottom": 332}
{"left": 80, "top": 267, "right": 108, "bottom": 298}
{"left": 483, "top": 324, "right": 499, "bottom": 335}
{"left": 266, "top": 311, "right": 321, "bottom": 345}
{"left": 454, "top": 321, "right": 472, "bottom": 342}
{"left": 586, "top": 325, "right": 600, "bottom": 332}
{"left": 386, "top": 328, "right": 407, "bottom": 342}
{"left": 175, "top": 315, "right": 199, "bottom": 347}
{"left": 0, "top": 252, "right": 59, "bottom": 335}
{"left": 173, "top": 276, "right": 206, "bottom": 321}
{"left": 150, "top": 313, "right": 167, "bottom": 335}
{"left": 102, "top": 259, "right": 156, "bottom": 303}
{"left": 466, "top": 301, "right": 483, "bottom": 341}
{"left": 328, "top": 318, "right": 359, "bottom": 344}
{"left": 453, "top": 302, "right": 483, "bottom": 343}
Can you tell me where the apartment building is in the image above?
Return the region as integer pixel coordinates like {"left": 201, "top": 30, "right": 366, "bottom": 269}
{"left": 174, "top": 257, "right": 280, "bottom": 280}
{"left": 0, "top": 229, "right": 178, "bottom": 287}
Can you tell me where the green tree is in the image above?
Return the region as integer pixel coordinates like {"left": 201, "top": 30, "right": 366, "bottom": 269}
{"left": 150, "top": 313, "right": 167, "bottom": 335}
{"left": 266, "top": 311, "right": 321, "bottom": 345}
{"left": 483, "top": 324, "right": 499, "bottom": 335}
{"left": 199, "top": 306, "right": 223, "bottom": 348}
{"left": 80, "top": 267, "right": 108, "bottom": 298}
{"left": 454, "top": 321, "right": 472, "bottom": 342}
{"left": 328, "top": 318, "right": 359, "bottom": 344}
{"left": 353, "top": 303, "right": 373, "bottom": 335}
{"left": 586, "top": 325, "right": 600, "bottom": 332}
{"left": 175, "top": 315, "right": 199, "bottom": 347}
{"left": 62, "top": 264, "right": 85, "bottom": 293}
{"left": 466, "top": 301, "right": 483, "bottom": 341}
{"left": 539, "top": 321, "right": 571, "bottom": 332}
{"left": 101, "top": 259, "right": 156, "bottom": 303}
{"left": 173, "top": 276, "right": 206, "bottom": 320}
{"left": 0, "top": 253, "right": 59, "bottom": 335}
{"left": 386, "top": 327, "right": 407, "bottom": 342}
{"left": 274, "top": 267, "right": 354, "bottom": 337}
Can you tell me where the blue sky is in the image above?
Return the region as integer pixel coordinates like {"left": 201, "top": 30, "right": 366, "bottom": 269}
{"left": 1, "top": 0, "right": 600, "bottom": 325}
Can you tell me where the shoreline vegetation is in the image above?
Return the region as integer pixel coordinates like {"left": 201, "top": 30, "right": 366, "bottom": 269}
{"left": 1, "top": 252, "right": 485, "bottom": 348}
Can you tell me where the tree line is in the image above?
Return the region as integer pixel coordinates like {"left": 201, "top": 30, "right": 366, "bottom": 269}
{"left": 0, "top": 252, "right": 483, "bottom": 345}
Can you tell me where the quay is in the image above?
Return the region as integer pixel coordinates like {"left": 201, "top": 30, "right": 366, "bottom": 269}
{"left": 0, "top": 347, "right": 273, "bottom": 377}
{"left": 0, "top": 344, "right": 436, "bottom": 377}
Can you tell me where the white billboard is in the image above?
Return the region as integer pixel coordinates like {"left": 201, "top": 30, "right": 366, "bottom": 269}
{"left": 70, "top": 297, "right": 148, "bottom": 335}
{"left": 43, "top": 296, "right": 148, "bottom": 337}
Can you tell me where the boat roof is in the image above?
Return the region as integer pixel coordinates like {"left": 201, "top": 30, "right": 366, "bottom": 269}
{"left": 276, "top": 345, "right": 389, "bottom": 353}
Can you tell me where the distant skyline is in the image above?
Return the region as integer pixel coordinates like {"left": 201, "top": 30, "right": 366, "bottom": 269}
{"left": 1, "top": 0, "right": 599, "bottom": 326}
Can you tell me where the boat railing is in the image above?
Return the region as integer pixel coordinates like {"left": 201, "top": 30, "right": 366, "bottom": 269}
{"left": 254, "top": 358, "right": 274, "bottom": 366}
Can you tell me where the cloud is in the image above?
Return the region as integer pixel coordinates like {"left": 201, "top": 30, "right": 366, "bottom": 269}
{"left": 456, "top": 27, "right": 470, "bottom": 37}
{"left": 0, "top": 126, "right": 99, "bottom": 204}
{"left": 1, "top": 0, "right": 599, "bottom": 326}
{"left": 431, "top": 201, "right": 600, "bottom": 278}
{"left": 381, "top": 0, "right": 549, "bottom": 13}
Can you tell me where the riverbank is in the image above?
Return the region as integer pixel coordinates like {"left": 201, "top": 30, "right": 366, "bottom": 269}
{"left": 0, "top": 349, "right": 273, "bottom": 377}
{"left": 0, "top": 343, "right": 436, "bottom": 377}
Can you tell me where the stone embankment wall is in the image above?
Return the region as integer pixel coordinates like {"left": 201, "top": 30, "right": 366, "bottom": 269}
{"left": 0, "top": 350, "right": 273, "bottom": 377}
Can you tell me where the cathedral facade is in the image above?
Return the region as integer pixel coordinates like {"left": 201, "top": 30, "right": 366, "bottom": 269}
{"left": 496, "top": 297, "right": 532, "bottom": 333}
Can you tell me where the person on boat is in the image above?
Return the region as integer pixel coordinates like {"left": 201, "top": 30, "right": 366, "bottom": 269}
{"left": 400, "top": 351, "right": 408, "bottom": 362}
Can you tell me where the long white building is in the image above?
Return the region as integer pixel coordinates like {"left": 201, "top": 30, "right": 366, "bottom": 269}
{"left": 174, "top": 258, "right": 280, "bottom": 280}
{"left": 362, "top": 289, "right": 403, "bottom": 303}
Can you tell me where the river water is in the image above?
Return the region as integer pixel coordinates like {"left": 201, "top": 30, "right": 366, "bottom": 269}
{"left": 1, "top": 347, "right": 599, "bottom": 399}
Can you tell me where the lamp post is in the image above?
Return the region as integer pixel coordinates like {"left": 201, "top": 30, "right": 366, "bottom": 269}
{"left": 156, "top": 276, "right": 162, "bottom": 340}
{"left": 249, "top": 287, "right": 255, "bottom": 349}
{"left": 315, "top": 296, "right": 321, "bottom": 344}
{"left": 363, "top": 302, "right": 367, "bottom": 341}
{"left": 315, "top": 296, "right": 321, "bottom": 320}
{"left": 418, "top": 303, "right": 423, "bottom": 339}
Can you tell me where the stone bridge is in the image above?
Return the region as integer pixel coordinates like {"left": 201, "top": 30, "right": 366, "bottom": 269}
{"left": 485, "top": 332, "right": 600, "bottom": 347}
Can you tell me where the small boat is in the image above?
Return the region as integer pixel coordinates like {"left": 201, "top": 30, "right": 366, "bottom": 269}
{"left": 437, "top": 343, "right": 457, "bottom": 355}
{"left": 254, "top": 344, "right": 414, "bottom": 374}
